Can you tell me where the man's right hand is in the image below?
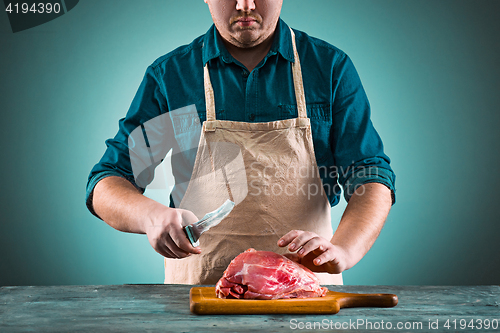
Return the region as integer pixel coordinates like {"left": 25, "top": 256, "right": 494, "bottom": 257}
{"left": 144, "top": 205, "right": 201, "bottom": 259}
{"left": 92, "top": 176, "right": 201, "bottom": 259}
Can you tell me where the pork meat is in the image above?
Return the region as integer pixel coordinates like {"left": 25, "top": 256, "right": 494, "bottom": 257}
{"left": 215, "top": 248, "right": 328, "bottom": 299}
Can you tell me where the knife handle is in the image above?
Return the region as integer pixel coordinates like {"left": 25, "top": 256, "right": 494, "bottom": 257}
{"left": 183, "top": 225, "right": 200, "bottom": 247}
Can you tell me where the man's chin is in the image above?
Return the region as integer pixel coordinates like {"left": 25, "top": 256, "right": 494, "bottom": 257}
{"left": 231, "top": 31, "right": 262, "bottom": 47}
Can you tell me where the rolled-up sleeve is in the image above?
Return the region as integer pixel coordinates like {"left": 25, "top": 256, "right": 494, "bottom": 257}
{"left": 331, "top": 54, "right": 396, "bottom": 204}
{"left": 86, "top": 66, "right": 169, "bottom": 218}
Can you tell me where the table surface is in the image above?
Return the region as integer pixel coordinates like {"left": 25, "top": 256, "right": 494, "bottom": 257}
{"left": 1, "top": 285, "right": 499, "bottom": 332}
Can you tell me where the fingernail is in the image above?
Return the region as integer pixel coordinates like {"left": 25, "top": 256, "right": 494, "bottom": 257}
{"left": 289, "top": 243, "right": 296, "bottom": 250}
{"left": 314, "top": 259, "right": 321, "bottom": 265}
{"left": 298, "top": 249, "right": 304, "bottom": 255}
{"left": 278, "top": 240, "right": 284, "bottom": 246}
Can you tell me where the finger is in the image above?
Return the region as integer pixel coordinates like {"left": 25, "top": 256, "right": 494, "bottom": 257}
{"left": 164, "top": 234, "right": 193, "bottom": 258}
{"left": 277, "top": 230, "right": 302, "bottom": 247}
{"left": 313, "top": 250, "right": 333, "bottom": 266}
{"left": 286, "top": 231, "right": 317, "bottom": 252}
{"left": 147, "top": 231, "right": 178, "bottom": 259}
{"left": 155, "top": 242, "right": 177, "bottom": 259}
{"left": 170, "top": 225, "right": 202, "bottom": 255}
{"left": 297, "top": 237, "right": 326, "bottom": 258}
{"left": 313, "top": 251, "right": 343, "bottom": 274}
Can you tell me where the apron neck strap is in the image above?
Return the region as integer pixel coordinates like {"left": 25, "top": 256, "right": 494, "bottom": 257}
{"left": 204, "top": 64, "right": 217, "bottom": 122}
{"left": 289, "top": 27, "right": 307, "bottom": 119}
{"left": 203, "top": 27, "right": 308, "bottom": 121}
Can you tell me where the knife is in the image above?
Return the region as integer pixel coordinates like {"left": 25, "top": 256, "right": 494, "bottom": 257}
{"left": 183, "top": 199, "right": 235, "bottom": 247}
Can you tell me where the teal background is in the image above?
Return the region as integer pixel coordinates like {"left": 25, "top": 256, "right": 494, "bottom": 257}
{"left": 1, "top": 0, "right": 499, "bottom": 286}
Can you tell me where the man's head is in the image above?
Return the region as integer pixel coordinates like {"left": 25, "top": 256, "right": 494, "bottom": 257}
{"left": 204, "top": 0, "right": 283, "bottom": 49}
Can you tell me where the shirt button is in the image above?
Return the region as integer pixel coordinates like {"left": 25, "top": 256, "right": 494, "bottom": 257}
{"left": 242, "top": 70, "right": 249, "bottom": 78}
{"left": 249, "top": 114, "right": 256, "bottom": 121}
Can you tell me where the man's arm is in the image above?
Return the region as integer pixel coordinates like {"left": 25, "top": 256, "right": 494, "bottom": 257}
{"left": 330, "top": 182, "right": 392, "bottom": 270}
{"left": 93, "top": 176, "right": 201, "bottom": 258}
{"left": 278, "top": 182, "right": 392, "bottom": 273}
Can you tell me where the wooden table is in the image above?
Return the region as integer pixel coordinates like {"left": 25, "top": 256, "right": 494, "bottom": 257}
{"left": 1, "top": 285, "right": 498, "bottom": 332}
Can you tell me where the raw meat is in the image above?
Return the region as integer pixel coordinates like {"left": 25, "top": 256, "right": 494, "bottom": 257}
{"left": 215, "top": 248, "right": 328, "bottom": 300}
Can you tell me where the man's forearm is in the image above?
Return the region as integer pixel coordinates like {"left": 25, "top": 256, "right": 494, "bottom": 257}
{"left": 92, "top": 176, "right": 162, "bottom": 234}
{"left": 331, "top": 182, "right": 392, "bottom": 270}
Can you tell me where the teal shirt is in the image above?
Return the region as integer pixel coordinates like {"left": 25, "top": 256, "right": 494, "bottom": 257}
{"left": 86, "top": 19, "right": 395, "bottom": 216}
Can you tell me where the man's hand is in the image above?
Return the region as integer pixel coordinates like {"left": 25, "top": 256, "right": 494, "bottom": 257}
{"left": 278, "top": 230, "right": 349, "bottom": 274}
{"left": 93, "top": 176, "right": 202, "bottom": 259}
{"left": 145, "top": 205, "right": 201, "bottom": 259}
{"left": 276, "top": 183, "right": 392, "bottom": 275}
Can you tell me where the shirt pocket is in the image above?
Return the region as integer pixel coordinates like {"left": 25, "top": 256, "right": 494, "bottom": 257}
{"left": 278, "top": 103, "right": 333, "bottom": 164}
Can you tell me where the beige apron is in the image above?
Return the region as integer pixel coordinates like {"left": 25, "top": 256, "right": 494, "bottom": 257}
{"left": 164, "top": 28, "right": 343, "bottom": 285}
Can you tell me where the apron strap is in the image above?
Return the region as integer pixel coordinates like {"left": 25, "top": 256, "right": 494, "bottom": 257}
{"left": 204, "top": 64, "right": 217, "bottom": 122}
{"left": 289, "top": 27, "right": 307, "bottom": 119}
{"left": 203, "top": 27, "right": 308, "bottom": 123}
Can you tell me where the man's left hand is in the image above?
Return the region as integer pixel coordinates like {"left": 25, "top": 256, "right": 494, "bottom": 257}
{"left": 278, "top": 230, "right": 348, "bottom": 274}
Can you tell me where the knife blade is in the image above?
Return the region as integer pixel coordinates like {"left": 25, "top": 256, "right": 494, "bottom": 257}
{"left": 183, "top": 199, "right": 235, "bottom": 247}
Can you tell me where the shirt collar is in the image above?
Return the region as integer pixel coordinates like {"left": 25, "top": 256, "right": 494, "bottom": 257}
{"left": 202, "top": 18, "right": 295, "bottom": 66}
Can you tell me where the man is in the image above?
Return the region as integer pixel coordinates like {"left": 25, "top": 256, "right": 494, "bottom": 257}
{"left": 86, "top": 0, "right": 395, "bottom": 285}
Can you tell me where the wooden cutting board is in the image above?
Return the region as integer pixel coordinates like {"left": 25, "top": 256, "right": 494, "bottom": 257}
{"left": 190, "top": 287, "right": 398, "bottom": 315}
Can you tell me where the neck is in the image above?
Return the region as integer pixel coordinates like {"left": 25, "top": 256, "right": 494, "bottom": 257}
{"left": 222, "top": 32, "right": 276, "bottom": 73}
